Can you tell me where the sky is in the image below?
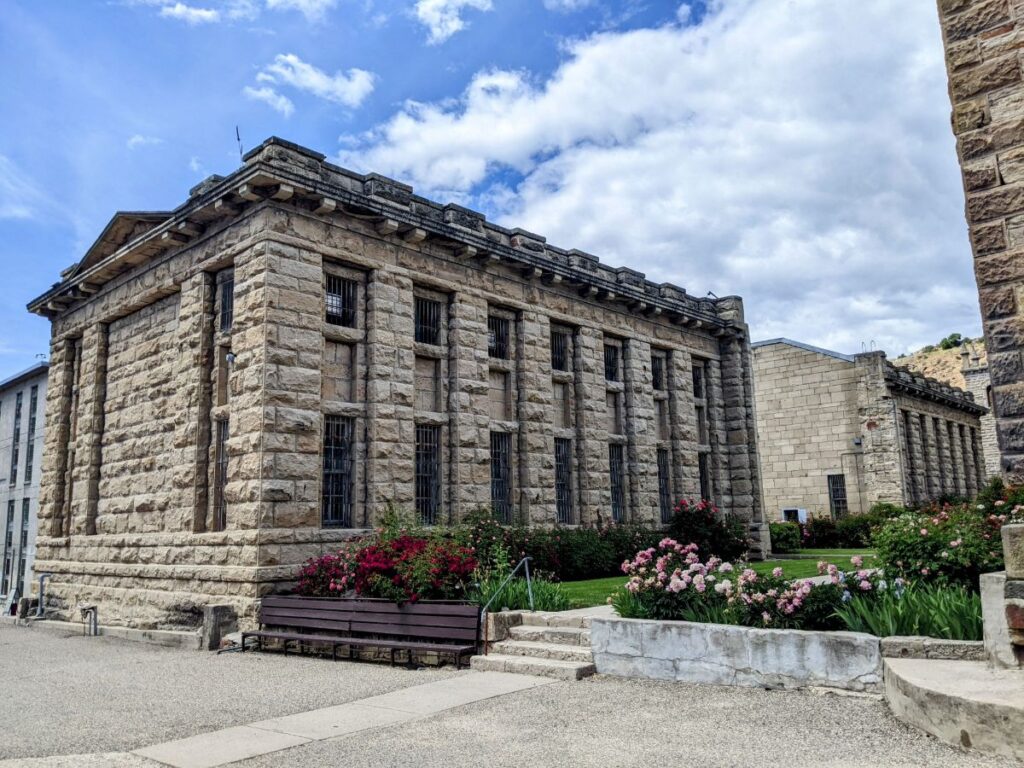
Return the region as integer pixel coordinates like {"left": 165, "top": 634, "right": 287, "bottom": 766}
{"left": 0, "top": 0, "right": 979, "bottom": 380}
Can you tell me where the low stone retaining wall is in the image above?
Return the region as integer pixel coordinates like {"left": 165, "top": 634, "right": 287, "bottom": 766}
{"left": 590, "top": 617, "right": 883, "bottom": 692}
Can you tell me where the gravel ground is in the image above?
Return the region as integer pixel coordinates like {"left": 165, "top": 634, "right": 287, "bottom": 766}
{"left": 0, "top": 623, "right": 458, "bottom": 760}
{"left": 2, "top": 623, "right": 1017, "bottom": 767}
{"left": 237, "top": 677, "right": 1017, "bottom": 768}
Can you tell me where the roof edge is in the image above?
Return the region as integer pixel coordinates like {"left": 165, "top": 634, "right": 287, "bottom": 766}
{"left": 751, "top": 338, "right": 854, "bottom": 363}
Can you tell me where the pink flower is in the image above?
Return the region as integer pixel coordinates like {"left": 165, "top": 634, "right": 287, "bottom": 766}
{"left": 859, "top": 580, "right": 872, "bottom": 591}
{"left": 762, "top": 612, "right": 772, "bottom": 625}
{"left": 851, "top": 556, "right": 863, "bottom": 568}
{"left": 772, "top": 567, "right": 784, "bottom": 578}
{"left": 920, "top": 529, "right": 929, "bottom": 537}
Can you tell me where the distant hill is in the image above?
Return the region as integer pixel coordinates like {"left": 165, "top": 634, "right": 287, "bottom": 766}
{"left": 893, "top": 338, "right": 986, "bottom": 390}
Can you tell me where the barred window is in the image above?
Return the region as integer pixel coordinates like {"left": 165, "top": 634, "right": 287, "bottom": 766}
{"left": 657, "top": 449, "right": 672, "bottom": 524}
{"left": 9, "top": 392, "right": 22, "bottom": 485}
{"left": 551, "top": 329, "right": 571, "bottom": 371}
{"left": 490, "top": 431, "right": 513, "bottom": 523}
{"left": 692, "top": 362, "right": 705, "bottom": 399}
{"left": 609, "top": 443, "right": 626, "bottom": 522}
{"left": 488, "top": 316, "right": 510, "bottom": 359}
{"left": 218, "top": 269, "right": 235, "bottom": 332}
{"left": 827, "top": 474, "right": 848, "bottom": 519}
{"left": 16, "top": 499, "right": 28, "bottom": 587}
{"left": 326, "top": 274, "right": 358, "bottom": 328}
{"left": 323, "top": 416, "right": 356, "bottom": 528}
{"left": 604, "top": 343, "right": 620, "bottom": 382}
{"left": 415, "top": 297, "right": 442, "bottom": 345}
{"left": 1, "top": 501, "right": 12, "bottom": 595}
{"left": 698, "top": 452, "right": 712, "bottom": 502}
{"left": 24, "top": 386, "right": 38, "bottom": 484}
{"left": 212, "top": 419, "right": 229, "bottom": 531}
{"left": 652, "top": 354, "right": 666, "bottom": 391}
{"left": 555, "top": 438, "right": 574, "bottom": 525}
{"left": 415, "top": 424, "right": 442, "bottom": 524}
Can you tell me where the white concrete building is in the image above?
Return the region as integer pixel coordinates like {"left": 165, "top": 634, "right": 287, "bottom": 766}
{"left": 0, "top": 362, "right": 48, "bottom": 615}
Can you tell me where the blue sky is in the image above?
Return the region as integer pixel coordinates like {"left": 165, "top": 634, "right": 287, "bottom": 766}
{"left": 0, "top": 0, "right": 978, "bottom": 380}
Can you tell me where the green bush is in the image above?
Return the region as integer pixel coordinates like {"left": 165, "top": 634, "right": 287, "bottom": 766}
{"left": 873, "top": 505, "right": 1005, "bottom": 589}
{"left": 803, "top": 516, "right": 840, "bottom": 548}
{"left": 769, "top": 522, "right": 801, "bottom": 553}
{"left": 666, "top": 499, "right": 748, "bottom": 560}
{"left": 472, "top": 574, "right": 571, "bottom": 613}
{"left": 833, "top": 582, "right": 982, "bottom": 640}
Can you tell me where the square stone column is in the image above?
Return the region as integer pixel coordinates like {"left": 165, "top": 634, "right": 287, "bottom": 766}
{"left": 518, "top": 308, "right": 556, "bottom": 525}
{"left": 706, "top": 357, "right": 729, "bottom": 510}
{"left": 907, "top": 412, "right": 927, "bottom": 505}
{"left": 964, "top": 423, "right": 980, "bottom": 498}
{"left": 936, "top": 417, "right": 955, "bottom": 497}
{"left": 923, "top": 415, "right": 943, "bottom": 501}
{"left": 37, "top": 336, "right": 76, "bottom": 541}
{"left": 623, "top": 338, "right": 658, "bottom": 525}
{"left": 448, "top": 292, "right": 490, "bottom": 518}
{"left": 669, "top": 349, "right": 699, "bottom": 503}
{"left": 575, "top": 325, "right": 610, "bottom": 526}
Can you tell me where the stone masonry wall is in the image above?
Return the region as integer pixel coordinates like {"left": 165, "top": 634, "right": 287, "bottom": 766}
{"left": 935, "top": 0, "right": 1024, "bottom": 481}
{"left": 962, "top": 363, "right": 1003, "bottom": 477}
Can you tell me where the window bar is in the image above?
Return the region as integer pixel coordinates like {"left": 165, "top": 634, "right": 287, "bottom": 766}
{"left": 551, "top": 330, "right": 570, "bottom": 371}
{"left": 1, "top": 501, "right": 12, "bottom": 595}
{"left": 415, "top": 424, "right": 441, "bottom": 524}
{"left": 326, "top": 274, "right": 358, "bottom": 328}
{"left": 657, "top": 448, "right": 672, "bottom": 523}
{"left": 218, "top": 269, "right": 235, "bottom": 332}
{"left": 604, "top": 345, "right": 619, "bottom": 382}
{"left": 609, "top": 443, "right": 626, "bottom": 522}
{"left": 827, "top": 474, "right": 848, "bottom": 519}
{"left": 415, "top": 297, "right": 442, "bottom": 345}
{"left": 9, "top": 392, "right": 22, "bottom": 485}
{"left": 322, "top": 416, "right": 355, "bottom": 528}
{"left": 652, "top": 356, "right": 665, "bottom": 391}
{"left": 692, "top": 363, "right": 705, "bottom": 400}
{"left": 555, "top": 438, "right": 574, "bottom": 525}
{"left": 488, "top": 316, "right": 510, "bottom": 360}
{"left": 212, "top": 419, "right": 229, "bottom": 531}
{"left": 490, "top": 431, "right": 513, "bottom": 523}
{"left": 698, "top": 452, "right": 711, "bottom": 502}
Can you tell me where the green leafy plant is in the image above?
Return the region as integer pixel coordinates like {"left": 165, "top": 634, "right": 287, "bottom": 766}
{"left": 769, "top": 522, "right": 801, "bottom": 553}
{"left": 666, "top": 499, "right": 748, "bottom": 560}
{"left": 833, "top": 582, "right": 982, "bottom": 640}
{"left": 472, "top": 574, "right": 570, "bottom": 612}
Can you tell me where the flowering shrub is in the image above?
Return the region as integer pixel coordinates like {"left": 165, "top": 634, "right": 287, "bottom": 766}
{"left": 345, "top": 535, "right": 478, "bottom": 603}
{"left": 666, "top": 499, "right": 748, "bottom": 561}
{"left": 296, "top": 548, "right": 359, "bottom": 597}
{"left": 873, "top": 505, "right": 1005, "bottom": 589}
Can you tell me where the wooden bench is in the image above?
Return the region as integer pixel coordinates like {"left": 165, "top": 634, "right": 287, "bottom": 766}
{"left": 241, "top": 596, "right": 481, "bottom": 668}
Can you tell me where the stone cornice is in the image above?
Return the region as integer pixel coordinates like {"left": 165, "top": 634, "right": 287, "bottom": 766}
{"left": 29, "top": 136, "right": 742, "bottom": 336}
{"left": 885, "top": 362, "right": 987, "bottom": 416}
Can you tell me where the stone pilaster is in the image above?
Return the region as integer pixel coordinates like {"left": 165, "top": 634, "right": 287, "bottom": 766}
{"left": 964, "top": 423, "right": 980, "bottom": 498}
{"left": 78, "top": 323, "right": 109, "bottom": 536}
{"left": 719, "top": 335, "right": 755, "bottom": 523}
{"left": 448, "top": 292, "right": 490, "bottom": 519}
{"left": 36, "top": 336, "right": 75, "bottom": 541}
{"left": 907, "top": 412, "right": 927, "bottom": 505}
{"left": 934, "top": 0, "right": 1024, "bottom": 481}
{"left": 365, "top": 270, "right": 416, "bottom": 518}
{"left": 518, "top": 308, "right": 555, "bottom": 525}
{"left": 936, "top": 417, "right": 955, "bottom": 497}
{"left": 575, "top": 325, "right": 609, "bottom": 526}
{"left": 922, "top": 415, "right": 943, "bottom": 501}
{"left": 706, "top": 357, "right": 729, "bottom": 509}
{"left": 669, "top": 349, "right": 699, "bottom": 502}
{"left": 623, "top": 338, "right": 658, "bottom": 525}
{"left": 950, "top": 421, "right": 967, "bottom": 497}
{"left": 855, "top": 352, "right": 906, "bottom": 505}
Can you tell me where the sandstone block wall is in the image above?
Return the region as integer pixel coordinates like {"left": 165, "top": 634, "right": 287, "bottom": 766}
{"left": 935, "top": 0, "right": 1024, "bottom": 481}
{"left": 28, "top": 137, "right": 767, "bottom": 629}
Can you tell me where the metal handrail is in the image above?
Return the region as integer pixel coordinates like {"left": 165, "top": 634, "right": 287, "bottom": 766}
{"left": 479, "top": 556, "right": 534, "bottom": 626}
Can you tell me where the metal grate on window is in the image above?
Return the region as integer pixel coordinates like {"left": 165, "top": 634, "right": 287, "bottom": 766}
{"left": 604, "top": 344, "right": 620, "bottom": 382}
{"left": 698, "top": 452, "right": 711, "bottom": 502}
{"left": 218, "top": 269, "right": 235, "bottom": 332}
{"left": 555, "top": 438, "right": 575, "bottom": 525}
{"left": 326, "top": 274, "right": 358, "bottom": 328}
{"left": 652, "top": 355, "right": 665, "bottom": 391}
{"left": 415, "top": 424, "right": 442, "bottom": 524}
{"left": 827, "top": 474, "right": 849, "bottom": 519}
{"left": 323, "top": 416, "right": 356, "bottom": 528}
{"left": 692, "top": 362, "right": 705, "bottom": 400}
{"left": 609, "top": 443, "right": 626, "bottom": 522}
{"left": 551, "top": 330, "right": 570, "bottom": 371}
{"left": 1, "top": 501, "right": 12, "bottom": 595}
{"left": 490, "top": 431, "right": 513, "bottom": 523}
{"left": 657, "top": 448, "right": 672, "bottom": 523}
{"left": 9, "top": 392, "right": 22, "bottom": 485}
{"left": 415, "top": 297, "right": 442, "bottom": 345}
{"left": 488, "top": 316, "right": 510, "bottom": 359}
{"left": 24, "top": 386, "right": 37, "bottom": 484}
{"left": 212, "top": 419, "right": 229, "bottom": 531}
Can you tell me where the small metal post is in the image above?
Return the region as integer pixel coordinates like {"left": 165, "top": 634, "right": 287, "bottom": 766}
{"left": 525, "top": 557, "right": 534, "bottom": 612}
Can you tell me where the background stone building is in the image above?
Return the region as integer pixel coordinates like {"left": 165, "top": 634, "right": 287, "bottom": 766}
{"left": 28, "top": 137, "right": 766, "bottom": 629}
{"left": 934, "top": 0, "right": 1024, "bottom": 481}
{"left": 960, "top": 344, "right": 1003, "bottom": 477}
{"left": 753, "top": 339, "right": 987, "bottom": 522}
{"left": 0, "top": 362, "right": 48, "bottom": 615}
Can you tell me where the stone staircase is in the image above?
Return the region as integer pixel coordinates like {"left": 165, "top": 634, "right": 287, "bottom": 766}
{"left": 470, "top": 612, "right": 596, "bottom": 681}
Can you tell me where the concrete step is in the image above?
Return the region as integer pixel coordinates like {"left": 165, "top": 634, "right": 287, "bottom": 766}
{"left": 470, "top": 653, "right": 596, "bottom": 681}
{"left": 520, "top": 612, "right": 591, "bottom": 629}
{"left": 491, "top": 639, "right": 594, "bottom": 663}
{"left": 508, "top": 625, "right": 590, "bottom": 646}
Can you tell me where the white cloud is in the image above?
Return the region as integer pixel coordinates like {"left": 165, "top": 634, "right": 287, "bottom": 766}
{"left": 415, "top": 0, "right": 493, "bottom": 44}
{"left": 158, "top": 3, "right": 221, "bottom": 23}
{"left": 254, "top": 53, "right": 375, "bottom": 108}
{"left": 543, "top": 0, "right": 592, "bottom": 11}
{"left": 0, "top": 156, "right": 45, "bottom": 220}
{"left": 243, "top": 85, "right": 295, "bottom": 116}
{"left": 265, "top": 0, "right": 337, "bottom": 21}
{"left": 339, "top": 0, "right": 976, "bottom": 354}
{"left": 126, "top": 134, "right": 164, "bottom": 150}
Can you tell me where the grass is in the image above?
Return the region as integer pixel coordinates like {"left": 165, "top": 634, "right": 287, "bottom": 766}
{"left": 560, "top": 551, "right": 879, "bottom": 608}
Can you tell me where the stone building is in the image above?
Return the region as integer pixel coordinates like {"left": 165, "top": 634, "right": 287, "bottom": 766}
{"left": 27, "top": 137, "right": 766, "bottom": 629}
{"left": 934, "top": 0, "right": 1024, "bottom": 482}
{"left": 0, "top": 362, "right": 48, "bottom": 615}
{"left": 960, "top": 344, "right": 1002, "bottom": 478}
{"left": 753, "top": 339, "right": 987, "bottom": 521}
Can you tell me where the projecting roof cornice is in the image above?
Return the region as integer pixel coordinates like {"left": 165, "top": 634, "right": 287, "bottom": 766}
{"left": 28, "top": 136, "right": 741, "bottom": 335}
{"left": 884, "top": 362, "right": 987, "bottom": 416}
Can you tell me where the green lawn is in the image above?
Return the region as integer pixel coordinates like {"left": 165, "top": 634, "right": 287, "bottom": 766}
{"left": 560, "top": 551, "right": 878, "bottom": 608}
